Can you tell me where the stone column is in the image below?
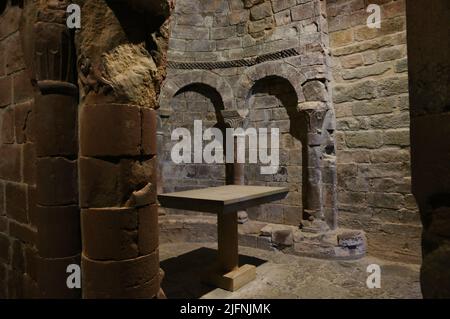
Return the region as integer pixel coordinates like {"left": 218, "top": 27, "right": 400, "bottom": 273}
{"left": 301, "top": 107, "right": 329, "bottom": 233}
{"left": 75, "top": 0, "right": 172, "bottom": 298}
{"left": 221, "top": 110, "right": 249, "bottom": 224}
{"left": 406, "top": 0, "right": 450, "bottom": 298}
{"left": 25, "top": 3, "right": 81, "bottom": 298}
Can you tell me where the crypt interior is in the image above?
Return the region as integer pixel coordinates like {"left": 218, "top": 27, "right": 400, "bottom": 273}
{"left": 0, "top": 0, "right": 449, "bottom": 298}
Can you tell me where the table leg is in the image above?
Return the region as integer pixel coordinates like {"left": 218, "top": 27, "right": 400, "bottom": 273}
{"left": 218, "top": 211, "right": 239, "bottom": 272}
{"left": 205, "top": 211, "right": 256, "bottom": 292}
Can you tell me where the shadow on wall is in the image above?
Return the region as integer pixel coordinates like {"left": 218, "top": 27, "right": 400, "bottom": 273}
{"left": 160, "top": 247, "right": 266, "bottom": 298}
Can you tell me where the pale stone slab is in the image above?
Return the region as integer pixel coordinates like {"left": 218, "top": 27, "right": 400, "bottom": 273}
{"left": 158, "top": 185, "right": 289, "bottom": 214}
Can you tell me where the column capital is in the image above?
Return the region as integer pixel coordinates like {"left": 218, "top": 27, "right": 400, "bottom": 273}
{"left": 221, "top": 109, "right": 249, "bottom": 129}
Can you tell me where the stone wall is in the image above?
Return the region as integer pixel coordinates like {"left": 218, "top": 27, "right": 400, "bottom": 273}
{"left": 327, "top": 0, "right": 421, "bottom": 263}
{"left": 0, "top": 3, "right": 39, "bottom": 298}
{"left": 161, "top": 0, "right": 337, "bottom": 228}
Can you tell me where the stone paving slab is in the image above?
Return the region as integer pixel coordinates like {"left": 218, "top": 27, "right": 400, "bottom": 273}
{"left": 160, "top": 242, "right": 421, "bottom": 299}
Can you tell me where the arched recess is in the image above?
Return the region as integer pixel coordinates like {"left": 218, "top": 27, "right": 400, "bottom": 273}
{"left": 236, "top": 61, "right": 307, "bottom": 110}
{"left": 159, "top": 70, "right": 235, "bottom": 115}
{"left": 244, "top": 74, "right": 307, "bottom": 226}
{"left": 158, "top": 71, "right": 232, "bottom": 214}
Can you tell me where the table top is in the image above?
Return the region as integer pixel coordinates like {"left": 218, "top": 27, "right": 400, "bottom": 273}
{"left": 158, "top": 185, "right": 289, "bottom": 214}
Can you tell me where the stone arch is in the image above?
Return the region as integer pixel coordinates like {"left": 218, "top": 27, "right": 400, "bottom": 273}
{"left": 159, "top": 70, "right": 235, "bottom": 114}
{"left": 236, "top": 61, "right": 307, "bottom": 110}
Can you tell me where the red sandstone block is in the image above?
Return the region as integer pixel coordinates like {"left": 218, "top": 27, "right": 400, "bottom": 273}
{"left": 81, "top": 207, "right": 139, "bottom": 260}
{"left": 13, "top": 70, "right": 33, "bottom": 104}
{"left": 79, "top": 156, "right": 156, "bottom": 208}
{"left": 37, "top": 254, "right": 81, "bottom": 299}
{"left": 138, "top": 205, "right": 159, "bottom": 255}
{"left": 15, "top": 100, "right": 35, "bottom": 144}
{"left": 81, "top": 205, "right": 158, "bottom": 261}
{"left": 80, "top": 103, "right": 142, "bottom": 157}
{"left": 37, "top": 205, "right": 81, "bottom": 259}
{"left": 0, "top": 144, "right": 21, "bottom": 182}
{"left": 142, "top": 108, "right": 158, "bottom": 155}
{"left": 22, "top": 142, "right": 36, "bottom": 184}
{"left": 1, "top": 107, "right": 15, "bottom": 144}
{"left": 0, "top": 76, "right": 12, "bottom": 107}
{"left": 5, "top": 182, "right": 28, "bottom": 223}
{"left": 81, "top": 251, "right": 159, "bottom": 298}
{"left": 35, "top": 94, "right": 78, "bottom": 156}
{"left": 36, "top": 157, "right": 78, "bottom": 206}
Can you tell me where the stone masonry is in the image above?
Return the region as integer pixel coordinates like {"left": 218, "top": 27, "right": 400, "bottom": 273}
{"left": 327, "top": 0, "right": 420, "bottom": 264}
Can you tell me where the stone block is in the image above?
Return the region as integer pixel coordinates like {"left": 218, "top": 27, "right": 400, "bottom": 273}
{"left": 250, "top": 2, "right": 273, "bottom": 20}
{"left": 9, "top": 220, "right": 36, "bottom": 245}
{"left": 13, "top": 71, "right": 33, "bottom": 104}
{"left": 340, "top": 54, "right": 364, "bottom": 69}
{"left": 11, "top": 239, "right": 24, "bottom": 272}
{"left": 383, "top": 129, "right": 410, "bottom": 146}
{"left": 291, "top": 3, "right": 315, "bottom": 21}
{"left": 0, "top": 76, "right": 11, "bottom": 107}
{"left": 24, "top": 245, "right": 38, "bottom": 281}
{"left": 14, "top": 100, "right": 35, "bottom": 144}
{"left": 37, "top": 254, "right": 81, "bottom": 299}
{"left": 345, "top": 130, "right": 383, "bottom": 149}
{"left": 0, "top": 233, "right": 10, "bottom": 264}
{"left": 79, "top": 156, "right": 156, "bottom": 208}
{"left": 1, "top": 107, "right": 14, "bottom": 144}
{"left": 5, "top": 182, "right": 28, "bottom": 223}
{"left": 35, "top": 94, "right": 78, "bottom": 157}
{"left": 341, "top": 62, "right": 391, "bottom": 80}
{"left": 27, "top": 185, "right": 38, "bottom": 227}
{"left": 5, "top": 32, "right": 25, "bottom": 74}
{"left": 22, "top": 142, "right": 36, "bottom": 184}
{"left": 273, "top": 0, "right": 296, "bottom": 13}
{"left": 303, "top": 80, "right": 328, "bottom": 102}
{"left": 37, "top": 205, "right": 81, "bottom": 258}
{"left": 36, "top": 157, "right": 78, "bottom": 206}
{"left": 81, "top": 252, "right": 159, "bottom": 298}
{"left": 81, "top": 205, "right": 158, "bottom": 260}
{"left": 141, "top": 108, "right": 157, "bottom": 155}
{"left": 80, "top": 103, "right": 141, "bottom": 157}
{"left": 330, "top": 29, "right": 353, "bottom": 47}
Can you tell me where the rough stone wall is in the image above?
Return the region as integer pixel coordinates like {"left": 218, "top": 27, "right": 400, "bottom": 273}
{"left": 326, "top": 0, "right": 421, "bottom": 263}
{"left": 0, "top": 3, "right": 39, "bottom": 298}
{"left": 161, "top": 0, "right": 336, "bottom": 228}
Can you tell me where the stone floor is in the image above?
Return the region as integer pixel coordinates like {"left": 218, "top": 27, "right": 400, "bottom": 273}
{"left": 160, "top": 242, "right": 422, "bottom": 299}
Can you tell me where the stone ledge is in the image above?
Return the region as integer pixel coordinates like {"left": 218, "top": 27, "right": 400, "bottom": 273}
{"left": 159, "top": 213, "right": 366, "bottom": 260}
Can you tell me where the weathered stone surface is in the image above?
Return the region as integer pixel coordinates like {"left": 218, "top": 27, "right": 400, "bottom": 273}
{"left": 37, "top": 254, "right": 81, "bottom": 299}
{"left": 37, "top": 205, "right": 80, "bottom": 258}
{"left": 5, "top": 182, "right": 28, "bottom": 224}
{"left": 79, "top": 156, "right": 157, "bottom": 208}
{"left": 81, "top": 205, "right": 158, "bottom": 260}
{"left": 82, "top": 252, "right": 160, "bottom": 298}
{"left": 35, "top": 94, "right": 78, "bottom": 157}
{"left": 36, "top": 157, "right": 78, "bottom": 206}
{"left": 0, "top": 144, "right": 21, "bottom": 182}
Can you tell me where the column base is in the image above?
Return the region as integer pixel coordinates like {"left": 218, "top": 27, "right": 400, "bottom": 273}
{"left": 204, "top": 264, "right": 256, "bottom": 292}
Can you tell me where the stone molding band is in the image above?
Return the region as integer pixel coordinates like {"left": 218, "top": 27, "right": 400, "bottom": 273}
{"left": 167, "top": 48, "right": 300, "bottom": 70}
